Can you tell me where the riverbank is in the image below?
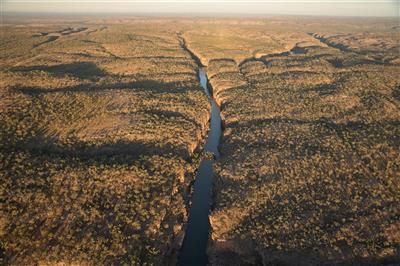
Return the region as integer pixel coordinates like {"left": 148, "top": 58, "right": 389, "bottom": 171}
{"left": 178, "top": 66, "right": 222, "bottom": 266}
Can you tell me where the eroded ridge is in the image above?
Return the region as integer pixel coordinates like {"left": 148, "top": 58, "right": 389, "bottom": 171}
{"left": 179, "top": 19, "right": 399, "bottom": 265}
{"left": 1, "top": 16, "right": 399, "bottom": 266}
{"left": 1, "top": 20, "right": 211, "bottom": 265}
{"left": 178, "top": 35, "right": 222, "bottom": 266}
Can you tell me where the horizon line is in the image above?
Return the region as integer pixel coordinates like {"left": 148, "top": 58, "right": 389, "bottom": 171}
{"left": 3, "top": 11, "right": 399, "bottom": 18}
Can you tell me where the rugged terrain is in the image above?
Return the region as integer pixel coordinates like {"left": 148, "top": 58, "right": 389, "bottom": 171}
{"left": 1, "top": 16, "right": 399, "bottom": 265}
{"left": 183, "top": 17, "right": 400, "bottom": 265}
{"left": 1, "top": 17, "right": 210, "bottom": 265}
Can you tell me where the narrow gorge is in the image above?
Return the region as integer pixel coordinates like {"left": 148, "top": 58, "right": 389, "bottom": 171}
{"left": 178, "top": 36, "right": 222, "bottom": 266}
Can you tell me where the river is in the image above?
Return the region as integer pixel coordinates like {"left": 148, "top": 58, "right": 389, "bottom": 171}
{"left": 178, "top": 67, "right": 222, "bottom": 265}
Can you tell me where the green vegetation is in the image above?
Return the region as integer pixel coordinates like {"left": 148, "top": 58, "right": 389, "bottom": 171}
{"left": 1, "top": 18, "right": 210, "bottom": 265}
{"left": 1, "top": 15, "right": 399, "bottom": 265}
{"left": 183, "top": 18, "right": 400, "bottom": 265}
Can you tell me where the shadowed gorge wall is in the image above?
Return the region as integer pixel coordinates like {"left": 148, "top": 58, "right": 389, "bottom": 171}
{"left": 1, "top": 16, "right": 399, "bottom": 266}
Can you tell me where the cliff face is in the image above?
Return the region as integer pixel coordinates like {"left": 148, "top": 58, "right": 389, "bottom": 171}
{"left": 1, "top": 20, "right": 211, "bottom": 265}
{"left": 2, "top": 17, "right": 399, "bottom": 266}
{"left": 184, "top": 19, "right": 400, "bottom": 266}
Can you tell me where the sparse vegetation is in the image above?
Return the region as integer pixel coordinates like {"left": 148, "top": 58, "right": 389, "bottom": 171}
{"left": 183, "top": 18, "right": 400, "bottom": 265}
{"left": 1, "top": 15, "right": 399, "bottom": 266}
{"left": 1, "top": 18, "right": 210, "bottom": 265}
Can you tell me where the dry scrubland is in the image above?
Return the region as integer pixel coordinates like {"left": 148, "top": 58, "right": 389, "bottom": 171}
{"left": 1, "top": 16, "right": 399, "bottom": 265}
{"left": 0, "top": 17, "right": 210, "bottom": 265}
{"left": 182, "top": 18, "right": 400, "bottom": 265}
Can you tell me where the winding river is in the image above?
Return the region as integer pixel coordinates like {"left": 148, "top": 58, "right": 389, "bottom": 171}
{"left": 178, "top": 67, "right": 222, "bottom": 265}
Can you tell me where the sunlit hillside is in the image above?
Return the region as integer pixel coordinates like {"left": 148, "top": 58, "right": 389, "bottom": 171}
{"left": 1, "top": 15, "right": 399, "bottom": 266}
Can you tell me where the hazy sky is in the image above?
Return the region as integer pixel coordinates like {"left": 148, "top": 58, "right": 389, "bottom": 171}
{"left": 3, "top": 0, "right": 399, "bottom": 17}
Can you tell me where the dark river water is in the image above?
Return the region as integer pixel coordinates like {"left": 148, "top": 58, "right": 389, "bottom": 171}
{"left": 178, "top": 67, "right": 221, "bottom": 266}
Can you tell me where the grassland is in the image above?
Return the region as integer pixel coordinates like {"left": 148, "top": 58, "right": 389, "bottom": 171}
{"left": 1, "top": 15, "right": 399, "bottom": 266}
